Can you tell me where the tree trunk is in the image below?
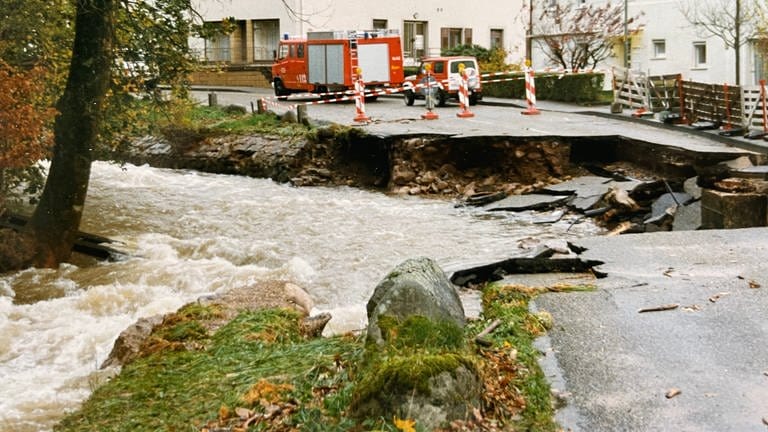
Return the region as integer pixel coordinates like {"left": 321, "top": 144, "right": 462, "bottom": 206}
{"left": 26, "top": 0, "right": 115, "bottom": 267}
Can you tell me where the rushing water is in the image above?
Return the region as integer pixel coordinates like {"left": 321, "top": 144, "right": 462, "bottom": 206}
{"left": 0, "top": 161, "right": 601, "bottom": 431}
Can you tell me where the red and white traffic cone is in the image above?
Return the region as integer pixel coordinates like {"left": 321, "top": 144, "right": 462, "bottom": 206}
{"left": 456, "top": 66, "right": 475, "bottom": 118}
{"left": 353, "top": 69, "right": 371, "bottom": 123}
{"left": 521, "top": 66, "right": 540, "bottom": 115}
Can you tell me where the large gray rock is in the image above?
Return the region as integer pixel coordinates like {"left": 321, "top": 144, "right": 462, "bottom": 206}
{"left": 366, "top": 257, "right": 465, "bottom": 345}
{"left": 101, "top": 315, "right": 163, "bottom": 369}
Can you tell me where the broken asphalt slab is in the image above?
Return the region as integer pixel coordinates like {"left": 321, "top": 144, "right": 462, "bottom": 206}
{"left": 526, "top": 228, "right": 768, "bottom": 431}
{"left": 480, "top": 176, "right": 648, "bottom": 214}
{"left": 544, "top": 176, "right": 645, "bottom": 212}
{"left": 482, "top": 193, "right": 571, "bottom": 212}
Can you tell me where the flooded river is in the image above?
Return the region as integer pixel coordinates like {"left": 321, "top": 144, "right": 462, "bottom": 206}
{"left": 0, "top": 161, "right": 601, "bottom": 431}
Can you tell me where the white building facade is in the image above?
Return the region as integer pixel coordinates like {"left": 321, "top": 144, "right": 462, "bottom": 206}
{"left": 620, "top": 0, "right": 765, "bottom": 85}
{"left": 191, "top": 0, "right": 766, "bottom": 86}
{"left": 191, "top": 0, "right": 528, "bottom": 66}
{"left": 527, "top": 0, "right": 765, "bottom": 86}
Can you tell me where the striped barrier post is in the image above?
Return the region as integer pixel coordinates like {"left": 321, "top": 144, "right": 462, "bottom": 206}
{"left": 521, "top": 65, "right": 540, "bottom": 115}
{"left": 421, "top": 63, "right": 439, "bottom": 120}
{"left": 353, "top": 68, "right": 371, "bottom": 123}
{"left": 456, "top": 63, "right": 475, "bottom": 118}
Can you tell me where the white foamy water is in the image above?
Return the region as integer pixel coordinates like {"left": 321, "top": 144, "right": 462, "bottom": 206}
{"left": 0, "top": 161, "right": 601, "bottom": 431}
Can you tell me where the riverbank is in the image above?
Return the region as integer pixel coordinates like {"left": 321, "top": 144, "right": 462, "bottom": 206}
{"left": 50, "top": 107, "right": 603, "bottom": 431}
{"left": 55, "top": 274, "right": 587, "bottom": 431}
{"left": 57, "top": 99, "right": 759, "bottom": 430}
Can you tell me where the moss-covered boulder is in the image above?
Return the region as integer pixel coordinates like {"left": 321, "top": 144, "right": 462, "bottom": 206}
{"left": 366, "top": 257, "right": 465, "bottom": 345}
{"left": 352, "top": 352, "right": 482, "bottom": 430}
{"left": 355, "top": 258, "right": 479, "bottom": 430}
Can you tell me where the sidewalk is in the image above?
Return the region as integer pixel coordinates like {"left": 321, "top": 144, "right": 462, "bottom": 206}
{"left": 480, "top": 95, "right": 768, "bottom": 155}
{"left": 519, "top": 228, "right": 768, "bottom": 432}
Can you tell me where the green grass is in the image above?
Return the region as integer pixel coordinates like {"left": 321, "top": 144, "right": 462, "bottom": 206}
{"left": 56, "top": 309, "right": 364, "bottom": 432}
{"left": 56, "top": 282, "right": 595, "bottom": 432}
{"left": 208, "top": 111, "right": 312, "bottom": 138}
{"left": 472, "top": 282, "right": 595, "bottom": 431}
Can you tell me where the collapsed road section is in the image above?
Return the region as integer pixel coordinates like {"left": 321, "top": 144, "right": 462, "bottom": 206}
{"left": 127, "top": 126, "right": 768, "bottom": 232}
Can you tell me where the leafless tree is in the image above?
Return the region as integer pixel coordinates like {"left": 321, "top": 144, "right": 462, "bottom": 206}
{"left": 679, "top": 0, "right": 765, "bottom": 84}
{"left": 280, "top": 0, "right": 332, "bottom": 32}
{"left": 533, "top": 1, "right": 641, "bottom": 71}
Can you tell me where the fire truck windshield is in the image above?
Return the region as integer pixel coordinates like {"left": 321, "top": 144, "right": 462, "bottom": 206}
{"left": 278, "top": 44, "right": 289, "bottom": 60}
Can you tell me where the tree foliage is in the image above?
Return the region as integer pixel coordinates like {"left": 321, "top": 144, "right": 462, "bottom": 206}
{"left": 0, "top": 0, "right": 73, "bottom": 206}
{"left": 0, "top": 0, "right": 215, "bottom": 268}
{"left": 533, "top": 1, "right": 640, "bottom": 71}
{"left": 0, "top": 64, "right": 56, "bottom": 168}
{"left": 0, "top": 0, "right": 74, "bottom": 94}
{"left": 0, "top": 62, "right": 56, "bottom": 205}
{"left": 441, "top": 44, "right": 516, "bottom": 72}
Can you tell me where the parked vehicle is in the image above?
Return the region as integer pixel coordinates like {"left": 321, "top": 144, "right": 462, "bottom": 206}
{"left": 403, "top": 56, "right": 482, "bottom": 107}
{"left": 271, "top": 29, "right": 404, "bottom": 98}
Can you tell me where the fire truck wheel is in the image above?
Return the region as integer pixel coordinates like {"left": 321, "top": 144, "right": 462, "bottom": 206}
{"left": 274, "top": 79, "right": 289, "bottom": 96}
{"left": 403, "top": 89, "right": 415, "bottom": 106}
{"left": 436, "top": 89, "right": 448, "bottom": 107}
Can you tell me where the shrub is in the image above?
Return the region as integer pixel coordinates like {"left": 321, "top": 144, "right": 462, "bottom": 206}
{"left": 483, "top": 72, "right": 606, "bottom": 103}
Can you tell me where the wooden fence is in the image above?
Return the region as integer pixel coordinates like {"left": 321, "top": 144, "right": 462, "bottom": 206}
{"left": 613, "top": 67, "right": 767, "bottom": 131}
{"left": 680, "top": 81, "right": 743, "bottom": 127}
{"left": 741, "top": 84, "right": 767, "bottom": 130}
{"left": 612, "top": 68, "right": 649, "bottom": 112}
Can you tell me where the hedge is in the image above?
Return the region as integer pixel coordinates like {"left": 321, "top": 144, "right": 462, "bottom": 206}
{"left": 482, "top": 72, "right": 605, "bottom": 103}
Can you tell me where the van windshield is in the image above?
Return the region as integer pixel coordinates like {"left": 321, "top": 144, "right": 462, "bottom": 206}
{"left": 450, "top": 60, "right": 476, "bottom": 73}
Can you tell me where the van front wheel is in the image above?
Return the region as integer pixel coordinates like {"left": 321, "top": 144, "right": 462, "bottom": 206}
{"left": 404, "top": 89, "right": 415, "bottom": 106}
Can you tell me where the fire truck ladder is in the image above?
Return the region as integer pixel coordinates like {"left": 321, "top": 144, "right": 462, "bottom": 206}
{"left": 349, "top": 31, "right": 359, "bottom": 81}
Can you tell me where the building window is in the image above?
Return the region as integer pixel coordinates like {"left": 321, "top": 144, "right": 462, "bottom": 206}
{"left": 252, "top": 19, "right": 279, "bottom": 61}
{"left": 752, "top": 39, "right": 767, "bottom": 84}
{"left": 404, "top": 20, "right": 427, "bottom": 59}
{"left": 373, "top": 19, "right": 387, "bottom": 30}
{"left": 653, "top": 39, "right": 666, "bottom": 59}
{"left": 491, "top": 29, "right": 504, "bottom": 49}
{"left": 204, "top": 29, "right": 231, "bottom": 62}
{"left": 693, "top": 42, "right": 707, "bottom": 68}
{"left": 441, "top": 27, "right": 472, "bottom": 50}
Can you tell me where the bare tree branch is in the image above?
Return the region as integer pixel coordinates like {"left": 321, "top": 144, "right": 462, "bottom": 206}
{"left": 533, "top": 1, "right": 641, "bottom": 70}
{"left": 678, "top": 0, "right": 764, "bottom": 49}
{"left": 280, "top": 0, "right": 333, "bottom": 31}
{"left": 678, "top": 0, "right": 765, "bottom": 84}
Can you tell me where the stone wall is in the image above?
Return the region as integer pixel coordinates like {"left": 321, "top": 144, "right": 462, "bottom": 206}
{"left": 189, "top": 65, "right": 272, "bottom": 89}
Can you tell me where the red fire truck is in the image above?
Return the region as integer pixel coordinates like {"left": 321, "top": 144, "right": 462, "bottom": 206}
{"left": 271, "top": 29, "right": 404, "bottom": 98}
